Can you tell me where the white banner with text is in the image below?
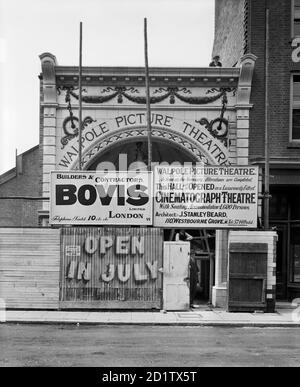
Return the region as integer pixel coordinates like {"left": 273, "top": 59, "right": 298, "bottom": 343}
{"left": 50, "top": 171, "right": 153, "bottom": 225}
{"left": 153, "top": 165, "right": 259, "bottom": 228}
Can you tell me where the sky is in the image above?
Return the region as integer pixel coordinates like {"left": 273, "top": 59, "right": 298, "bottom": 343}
{"left": 0, "top": 0, "right": 215, "bottom": 174}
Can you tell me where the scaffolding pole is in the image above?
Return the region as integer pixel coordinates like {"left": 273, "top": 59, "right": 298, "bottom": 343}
{"left": 264, "top": 8, "right": 270, "bottom": 230}
{"left": 144, "top": 18, "right": 152, "bottom": 171}
{"left": 78, "top": 22, "right": 83, "bottom": 170}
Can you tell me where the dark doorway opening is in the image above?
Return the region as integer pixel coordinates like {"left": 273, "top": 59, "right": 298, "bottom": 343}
{"left": 164, "top": 228, "right": 215, "bottom": 306}
{"left": 270, "top": 186, "right": 300, "bottom": 301}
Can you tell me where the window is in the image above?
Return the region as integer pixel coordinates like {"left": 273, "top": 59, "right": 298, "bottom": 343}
{"left": 269, "top": 191, "right": 288, "bottom": 220}
{"left": 294, "top": 0, "right": 300, "bottom": 36}
{"left": 290, "top": 226, "right": 300, "bottom": 283}
{"left": 291, "top": 75, "right": 300, "bottom": 141}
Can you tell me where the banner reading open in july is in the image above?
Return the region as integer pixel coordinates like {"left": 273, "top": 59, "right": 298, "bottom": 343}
{"left": 50, "top": 171, "right": 153, "bottom": 225}
{"left": 153, "top": 165, "right": 259, "bottom": 228}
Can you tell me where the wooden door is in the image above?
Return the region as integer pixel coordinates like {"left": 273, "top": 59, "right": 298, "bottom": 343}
{"left": 163, "top": 242, "right": 190, "bottom": 311}
{"left": 228, "top": 243, "right": 268, "bottom": 312}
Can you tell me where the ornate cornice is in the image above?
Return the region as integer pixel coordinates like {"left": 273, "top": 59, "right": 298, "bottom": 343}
{"left": 55, "top": 66, "right": 240, "bottom": 77}
{"left": 40, "top": 52, "right": 243, "bottom": 89}
{"left": 55, "top": 67, "right": 240, "bottom": 88}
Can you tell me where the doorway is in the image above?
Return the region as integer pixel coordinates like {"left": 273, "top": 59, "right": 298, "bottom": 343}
{"left": 164, "top": 228, "right": 215, "bottom": 306}
{"left": 191, "top": 230, "right": 215, "bottom": 306}
{"left": 270, "top": 187, "right": 300, "bottom": 301}
{"left": 272, "top": 225, "right": 288, "bottom": 300}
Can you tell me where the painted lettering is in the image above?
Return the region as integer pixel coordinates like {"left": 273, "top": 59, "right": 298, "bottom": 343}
{"left": 84, "top": 236, "right": 98, "bottom": 254}
{"left": 131, "top": 236, "right": 144, "bottom": 255}
{"left": 292, "top": 37, "right": 300, "bottom": 63}
{"left": 116, "top": 236, "right": 130, "bottom": 255}
{"left": 117, "top": 264, "right": 131, "bottom": 283}
{"left": 100, "top": 236, "right": 113, "bottom": 254}
{"left": 133, "top": 263, "right": 148, "bottom": 281}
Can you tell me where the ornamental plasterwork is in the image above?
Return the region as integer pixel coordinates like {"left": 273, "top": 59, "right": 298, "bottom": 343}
{"left": 57, "top": 85, "right": 235, "bottom": 105}
{"left": 71, "top": 127, "right": 212, "bottom": 170}
{"left": 58, "top": 86, "right": 235, "bottom": 149}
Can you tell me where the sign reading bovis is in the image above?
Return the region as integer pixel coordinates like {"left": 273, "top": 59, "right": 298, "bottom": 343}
{"left": 50, "top": 171, "right": 153, "bottom": 225}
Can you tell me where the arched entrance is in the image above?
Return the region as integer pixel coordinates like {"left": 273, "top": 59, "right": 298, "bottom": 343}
{"left": 86, "top": 139, "right": 197, "bottom": 170}
{"left": 80, "top": 134, "right": 216, "bottom": 307}
{"left": 70, "top": 125, "right": 223, "bottom": 170}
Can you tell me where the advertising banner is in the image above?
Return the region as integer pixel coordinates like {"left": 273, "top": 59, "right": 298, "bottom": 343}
{"left": 153, "top": 165, "right": 259, "bottom": 228}
{"left": 60, "top": 227, "right": 163, "bottom": 309}
{"left": 50, "top": 171, "right": 153, "bottom": 225}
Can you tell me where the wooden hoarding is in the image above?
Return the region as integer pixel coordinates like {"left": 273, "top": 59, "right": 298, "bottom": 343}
{"left": 0, "top": 228, "right": 60, "bottom": 309}
{"left": 60, "top": 227, "right": 163, "bottom": 309}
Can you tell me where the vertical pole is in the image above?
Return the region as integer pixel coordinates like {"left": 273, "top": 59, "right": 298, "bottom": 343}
{"left": 15, "top": 149, "right": 18, "bottom": 175}
{"left": 78, "top": 22, "right": 83, "bottom": 170}
{"left": 264, "top": 8, "right": 270, "bottom": 230}
{"left": 144, "top": 18, "right": 152, "bottom": 171}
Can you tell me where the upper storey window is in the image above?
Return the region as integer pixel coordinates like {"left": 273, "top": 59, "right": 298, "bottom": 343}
{"left": 294, "top": 0, "right": 300, "bottom": 36}
{"left": 292, "top": 75, "right": 300, "bottom": 141}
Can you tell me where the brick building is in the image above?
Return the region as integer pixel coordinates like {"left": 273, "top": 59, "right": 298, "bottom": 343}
{"left": 0, "top": 146, "right": 42, "bottom": 227}
{"left": 1, "top": 49, "right": 270, "bottom": 310}
{"left": 213, "top": 0, "right": 300, "bottom": 300}
{"left": 1, "top": 4, "right": 284, "bottom": 310}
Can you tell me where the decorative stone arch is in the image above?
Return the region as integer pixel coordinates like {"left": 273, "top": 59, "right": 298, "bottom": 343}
{"left": 71, "top": 125, "right": 224, "bottom": 170}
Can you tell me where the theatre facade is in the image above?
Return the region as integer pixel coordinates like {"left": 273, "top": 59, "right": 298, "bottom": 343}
{"left": 0, "top": 52, "right": 277, "bottom": 311}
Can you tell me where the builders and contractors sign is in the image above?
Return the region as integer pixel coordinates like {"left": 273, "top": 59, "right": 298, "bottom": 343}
{"left": 153, "top": 165, "right": 259, "bottom": 228}
{"left": 50, "top": 171, "right": 153, "bottom": 225}
{"left": 50, "top": 166, "right": 258, "bottom": 228}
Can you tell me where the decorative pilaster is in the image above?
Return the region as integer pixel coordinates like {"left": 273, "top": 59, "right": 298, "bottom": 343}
{"left": 212, "top": 230, "right": 229, "bottom": 308}
{"left": 212, "top": 53, "right": 257, "bottom": 308}
{"left": 39, "top": 53, "right": 58, "bottom": 219}
{"left": 236, "top": 53, "right": 257, "bottom": 165}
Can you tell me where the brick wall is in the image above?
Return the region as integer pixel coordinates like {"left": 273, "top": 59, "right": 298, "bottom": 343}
{"left": 247, "top": 0, "right": 266, "bottom": 159}
{"left": 213, "top": 0, "right": 246, "bottom": 67}
{"left": 267, "top": 0, "right": 298, "bottom": 159}
{"left": 0, "top": 146, "right": 42, "bottom": 226}
{"left": 214, "top": 0, "right": 300, "bottom": 162}
{"left": 0, "top": 199, "right": 41, "bottom": 227}
{"left": 0, "top": 146, "right": 40, "bottom": 196}
{"left": 248, "top": 0, "right": 295, "bottom": 160}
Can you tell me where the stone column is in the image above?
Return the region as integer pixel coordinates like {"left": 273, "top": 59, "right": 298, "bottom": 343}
{"left": 212, "top": 229, "right": 229, "bottom": 307}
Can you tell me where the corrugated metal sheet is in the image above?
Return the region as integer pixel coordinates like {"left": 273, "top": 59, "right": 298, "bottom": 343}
{"left": 60, "top": 227, "right": 163, "bottom": 309}
{"left": 0, "top": 228, "right": 60, "bottom": 309}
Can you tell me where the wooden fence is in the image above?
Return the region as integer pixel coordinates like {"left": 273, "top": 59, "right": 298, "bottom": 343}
{"left": 0, "top": 228, "right": 60, "bottom": 309}
{"left": 0, "top": 227, "right": 164, "bottom": 310}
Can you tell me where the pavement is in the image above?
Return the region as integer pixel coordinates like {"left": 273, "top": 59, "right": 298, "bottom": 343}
{"left": 2, "top": 303, "right": 300, "bottom": 327}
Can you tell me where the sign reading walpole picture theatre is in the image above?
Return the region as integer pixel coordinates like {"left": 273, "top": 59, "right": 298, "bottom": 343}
{"left": 50, "top": 171, "right": 153, "bottom": 225}
{"left": 153, "top": 165, "right": 259, "bottom": 228}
